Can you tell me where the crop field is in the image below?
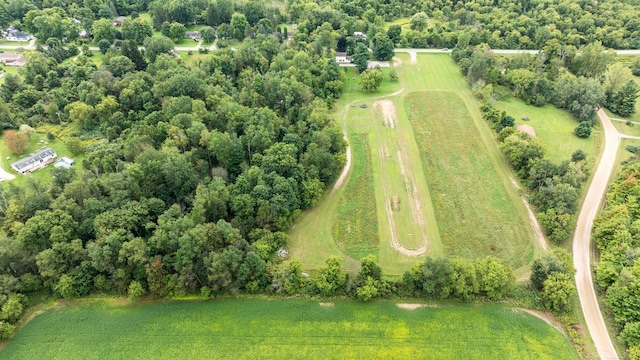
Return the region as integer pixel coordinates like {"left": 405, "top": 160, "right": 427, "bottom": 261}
{"left": 405, "top": 91, "right": 534, "bottom": 266}
{"left": 289, "top": 54, "right": 541, "bottom": 275}
{"left": 494, "top": 94, "right": 597, "bottom": 164}
{"left": 1, "top": 299, "right": 578, "bottom": 360}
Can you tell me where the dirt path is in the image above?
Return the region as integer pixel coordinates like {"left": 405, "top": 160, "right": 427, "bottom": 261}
{"left": 573, "top": 109, "right": 619, "bottom": 360}
{"left": 374, "top": 98, "right": 428, "bottom": 256}
{"left": 510, "top": 177, "right": 548, "bottom": 251}
{"left": 516, "top": 308, "right": 566, "bottom": 337}
{"left": 332, "top": 88, "right": 405, "bottom": 194}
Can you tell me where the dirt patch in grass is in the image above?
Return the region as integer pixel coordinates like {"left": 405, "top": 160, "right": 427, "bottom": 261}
{"left": 396, "top": 303, "right": 439, "bottom": 310}
{"left": 392, "top": 56, "right": 402, "bottom": 67}
{"left": 373, "top": 100, "right": 397, "bottom": 128}
{"left": 319, "top": 302, "right": 335, "bottom": 308}
{"left": 517, "top": 124, "right": 536, "bottom": 137}
{"left": 515, "top": 308, "right": 566, "bottom": 336}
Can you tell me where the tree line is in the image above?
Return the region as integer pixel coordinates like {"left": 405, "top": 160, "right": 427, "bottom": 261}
{"left": 593, "top": 160, "right": 640, "bottom": 359}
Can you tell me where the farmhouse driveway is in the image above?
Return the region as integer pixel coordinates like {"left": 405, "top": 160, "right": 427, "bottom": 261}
{"left": 573, "top": 109, "right": 620, "bottom": 360}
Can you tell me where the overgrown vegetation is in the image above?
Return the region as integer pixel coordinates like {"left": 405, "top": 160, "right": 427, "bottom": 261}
{"left": 406, "top": 91, "right": 534, "bottom": 267}
{"left": 331, "top": 134, "right": 378, "bottom": 259}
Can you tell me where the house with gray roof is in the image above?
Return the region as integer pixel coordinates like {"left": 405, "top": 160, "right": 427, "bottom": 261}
{"left": 11, "top": 148, "right": 57, "bottom": 174}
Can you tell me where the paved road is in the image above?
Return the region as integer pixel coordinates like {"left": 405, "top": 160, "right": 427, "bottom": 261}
{"left": 573, "top": 109, "right": 620, "bottom": 360}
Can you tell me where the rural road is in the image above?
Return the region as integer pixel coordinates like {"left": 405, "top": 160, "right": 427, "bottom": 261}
{"left": 573, "top": 109, "right": 620, "bottom": 360}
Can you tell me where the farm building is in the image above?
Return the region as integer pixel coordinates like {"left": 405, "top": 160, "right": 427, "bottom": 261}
{"left": 113, "top": 16, "right": 126, "bottom": 26}
{"left": 335, "top": 52, "right": 351, "bottom": 64}
{"left": 54, "top": 156, "right": 74, "bottom": 169}
{"left": 11, "top": 148, "right": 57, "bottom": 174}
{"left": 0, "top": 52, "right": 26, "bottom": 67}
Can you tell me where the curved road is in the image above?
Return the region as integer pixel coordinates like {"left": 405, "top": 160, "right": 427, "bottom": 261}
{"left": 573, "top": 109, "right": 620, "bottom": 360}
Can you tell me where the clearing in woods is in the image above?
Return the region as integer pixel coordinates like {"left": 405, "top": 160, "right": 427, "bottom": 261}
{"left": 1, "top": 299, "right": 578, "bottom": 360}
{"left": 288, "top": 54, "right": 540, "bottom": 275}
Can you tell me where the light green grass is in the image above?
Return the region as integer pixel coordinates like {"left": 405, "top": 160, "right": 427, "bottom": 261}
{"left": 0, "top": 65, "right": 21, "bottom": 85}
{"left": 290, "top": 54, "right": 540, "bottom": 276}
{"left": 289, "top": 67, "right": 440, "bottom": 274}
{"left": 331, "top": 134, "right": 378, "bottom": 259}
{"left": 0, "top": 40, "right": 29, "bottom": 46}
{"left": 0, "top": 132, "right": 83, "bottom": 187}
{"left": 405, "top": 91, "right": 533, "bottom": 268}
{"left": 611, "top": 118, "right": 640, "bottom": 137}
{"left": 494, "top": 93, "right": 597, "bottom": 164}
{"left": 0, "top": 299, "right": 578, "bottom": 360}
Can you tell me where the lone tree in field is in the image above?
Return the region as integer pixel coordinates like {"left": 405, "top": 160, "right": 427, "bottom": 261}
{"left": 360, "top": 68, "right": 383, "bottom": 92}
{"left": 3, "top": 130, "right": 28, "bottom": 155}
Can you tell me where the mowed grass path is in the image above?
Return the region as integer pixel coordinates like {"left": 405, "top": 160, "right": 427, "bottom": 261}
{"left": 406, "top": 91, "right": 533, "bottom": 266}
{"left": 1, "top": 299, "right": 577, "bottom": 360}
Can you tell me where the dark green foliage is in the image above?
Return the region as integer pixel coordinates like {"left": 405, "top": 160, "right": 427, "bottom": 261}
{"left": 403, "top": 256, "right": 513, "bottom": 301}
{"left": 352, "top": 43, "right": 369, "bottom": 73}
{"left": 574, "top": 121, "right": 592, "bottom": 138}
{"left": 607, "top": 80, "right": 640, "bottom": 117}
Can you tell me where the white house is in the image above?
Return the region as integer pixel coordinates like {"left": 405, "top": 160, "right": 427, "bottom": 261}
{"left": 3, "top": 27, "right": 33, "bottom": 42}
{"left": 353, "top": 31, "right": 367, "bottom": 40}
{"left": 11, "top": 148, "right": 57, "bottom": 174}
{"left": 335, "top": 52, "right": 351, "bottom": 64}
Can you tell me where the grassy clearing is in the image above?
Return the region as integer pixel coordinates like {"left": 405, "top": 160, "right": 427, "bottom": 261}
{"left": 611, "top": 118, "right": 640, "bottom": 137}
{"left": 406, "top": 91, "right": 534, "bottom": 267}
{"left": 0, "top": 65, "right": 21, "bottom": 85}
{"left": 290, "top": 55, "right": 540, "bottom": 275}
{"left": 289, "top": 67, "right": 440, "bottom": 274}
{"left": 1, "top": 299, "right": 577, "bottom": 360}
{"left": 494, "top": 93, "right": 597, "bottom": 164}
{"left": 0, "top": 131, "right": 83, "bottom": 187}
{"left": 331, "top": 134, "right": 378, "bottom": 259}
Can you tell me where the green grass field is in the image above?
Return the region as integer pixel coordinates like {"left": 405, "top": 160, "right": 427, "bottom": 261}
{"left": 331, "top": 134, "right": 378, "bottom": 259}
{"left": 406, "top": 91, "right": 533, "bottom": 267}
{"left": 494, "top": 93, "right": 597, "bottom": 164}
{"left": 1, "top": 299, "right": 578, "bottom": 360}
{"left": 289, "top": 54, "right": 540, "bottom": 276}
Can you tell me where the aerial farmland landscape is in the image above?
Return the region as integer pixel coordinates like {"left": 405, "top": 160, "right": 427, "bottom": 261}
{"left": 2, "top": 0, "right": 640, "bottom": 359}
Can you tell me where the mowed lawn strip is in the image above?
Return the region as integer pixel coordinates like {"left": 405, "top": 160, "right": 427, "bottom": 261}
{"left": 331, "top": 133, "right": 378, "bottom": 259}
{"left": 1, "top": 299, "right": 578, "bottom": 360}
{"left": 406, "top": 91, "right": 533, "bottom": 267}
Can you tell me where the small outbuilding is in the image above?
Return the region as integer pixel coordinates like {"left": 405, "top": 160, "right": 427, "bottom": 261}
{"left": 113, "top": 16, "right": 126, "bottom": 26}
{"left": 54, "top": 156, "right": 75, "bottom": 169}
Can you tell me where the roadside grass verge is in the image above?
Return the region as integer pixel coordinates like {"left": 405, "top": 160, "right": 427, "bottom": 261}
{"left": 405, "top": 91, "right": 534, "bottom": 268}
{"left": 0, "top": 299, "right": 578, "bottom": 360}
{"left": 331, "top": 133, "right": 378, "bottom": 259}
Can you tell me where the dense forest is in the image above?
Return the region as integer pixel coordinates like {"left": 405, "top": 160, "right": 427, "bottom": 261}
{"left": 594, "top": 160, "right": 640, "bottom": 359}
